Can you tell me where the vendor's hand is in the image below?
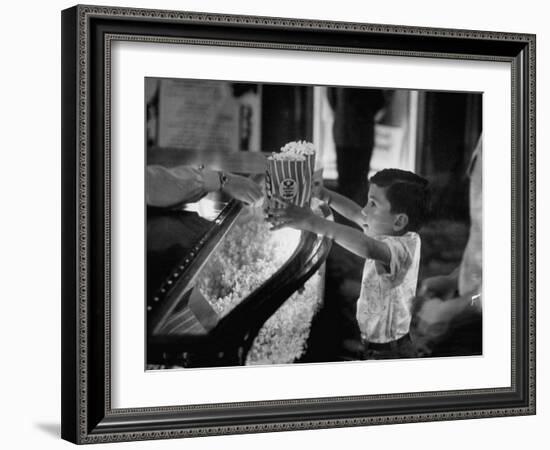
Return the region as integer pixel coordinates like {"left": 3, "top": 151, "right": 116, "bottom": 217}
{"left": 265, "top": 197, "right": 316, "bottom": 231}
{"left": 222, "top": 173, "right": 263, "bottom": 206}
{"left": 418, "top": 274, "right": 458, "bottom": 300}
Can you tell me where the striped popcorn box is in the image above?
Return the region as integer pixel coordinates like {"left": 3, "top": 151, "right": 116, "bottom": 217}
{"left": 304, "top": 152, "right": 316, "bottom": 177}
{"left": 266, "top": 163, "right": 313, "bottom": 209}
{"left": 265, "top": 140, "right": 317, "bottom": 210}
{"left": 265, "top": 156, "right": 314, "bottom": 209}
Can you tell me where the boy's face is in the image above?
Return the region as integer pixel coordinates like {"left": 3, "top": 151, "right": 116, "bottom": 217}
{"left": 360, "top": 184, "right": 406, "bottom": 236}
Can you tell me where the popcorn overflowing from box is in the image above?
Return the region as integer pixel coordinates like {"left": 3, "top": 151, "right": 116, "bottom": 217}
{"left": 265, "top": 140, "right": 317, "bottom": 209}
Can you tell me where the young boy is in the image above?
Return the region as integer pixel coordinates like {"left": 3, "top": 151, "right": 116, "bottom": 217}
{"left": 267, "top": 169, "right": 429, "bottom": 359}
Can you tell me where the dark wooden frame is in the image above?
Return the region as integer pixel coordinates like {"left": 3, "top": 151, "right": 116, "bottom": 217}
{"left": 61, "top": 4, "right": 536, "bottom": 444}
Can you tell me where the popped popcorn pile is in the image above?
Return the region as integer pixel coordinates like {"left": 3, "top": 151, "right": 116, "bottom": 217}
{"left": 197, "top": 210, "right": 324, "bottom": 365}
{"left": 268, "top": 140, "right": 316, "bottom": 161}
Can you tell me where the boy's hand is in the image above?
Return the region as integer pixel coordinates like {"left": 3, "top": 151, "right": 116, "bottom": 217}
{"left": 311, "top": 172, "right": 332, "bottom": 205}
{"left": 314, "top": 186, "right": 332, "bottom": 205}
{"left": 265, "top": 197, "right": 316, "bottom": 231}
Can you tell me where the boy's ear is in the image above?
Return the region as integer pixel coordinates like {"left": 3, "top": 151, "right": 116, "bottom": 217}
{"left": 393, "top": 213, "right": 409, "bottom": 232}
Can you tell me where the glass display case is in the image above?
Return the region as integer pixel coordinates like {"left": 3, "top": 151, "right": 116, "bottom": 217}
{"left": 147, "top": 189, "right": 332, "bottom": 369}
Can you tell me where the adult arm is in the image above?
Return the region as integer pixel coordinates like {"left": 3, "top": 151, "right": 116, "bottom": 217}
{"left": 146, "top": 165, "right": 220, "bottom": 208}
{"left": 147, "top": 165, "right": 262, "bottom": 208}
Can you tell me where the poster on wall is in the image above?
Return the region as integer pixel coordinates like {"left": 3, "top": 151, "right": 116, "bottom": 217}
{"left": 157, "top": 79, "right": 261, "bottom": 152}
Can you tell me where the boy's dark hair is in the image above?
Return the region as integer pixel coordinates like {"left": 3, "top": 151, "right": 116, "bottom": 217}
{"left": 369, "top": 169, "right": 430, "bottom": 232}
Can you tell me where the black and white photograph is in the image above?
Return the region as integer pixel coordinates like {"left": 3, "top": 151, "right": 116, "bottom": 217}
{"left": 145, "top": 77, "right": 483, "bottom": 369}
{"left": 53, "top": 2, "right": 538, "bottom": 446}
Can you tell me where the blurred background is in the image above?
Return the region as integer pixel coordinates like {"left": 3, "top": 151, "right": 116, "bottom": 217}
{"left": 146, "top": 77, "right": 482, "bottom": 362}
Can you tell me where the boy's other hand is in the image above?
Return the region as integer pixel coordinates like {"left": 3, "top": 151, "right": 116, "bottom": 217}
{"left": 312, "top": 176, "right": 331, "bottom": 205}
{"left": 315, "top": 186, "right": 332, "bottom": 205}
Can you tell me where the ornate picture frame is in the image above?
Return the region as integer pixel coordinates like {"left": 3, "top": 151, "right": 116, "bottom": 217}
{"left": 61, "top": 4, "right": 535, "bottom": 444}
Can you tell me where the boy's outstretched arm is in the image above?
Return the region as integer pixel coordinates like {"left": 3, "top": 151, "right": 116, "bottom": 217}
{"left": 267, "top": 200, "right": 390, "bottom": 264}
{"left": 318, "top": 187, "right": 364, "bottom": 226}
{"left": 314, "top": 218, "right": 390, "bottom": 263}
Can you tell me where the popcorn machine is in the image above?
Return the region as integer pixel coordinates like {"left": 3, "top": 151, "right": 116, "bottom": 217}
{"left": 147, "top": 188, "right": 331, "bottom": 369}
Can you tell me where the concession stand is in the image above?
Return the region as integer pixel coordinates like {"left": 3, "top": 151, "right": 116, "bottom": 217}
{"left": 146, "top": 150, "right": 332, "bottom": 368}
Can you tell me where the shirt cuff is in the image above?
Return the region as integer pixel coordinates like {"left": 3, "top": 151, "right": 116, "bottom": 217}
{"left": 202, "top": 169, "right": 222, "bottom": 192}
